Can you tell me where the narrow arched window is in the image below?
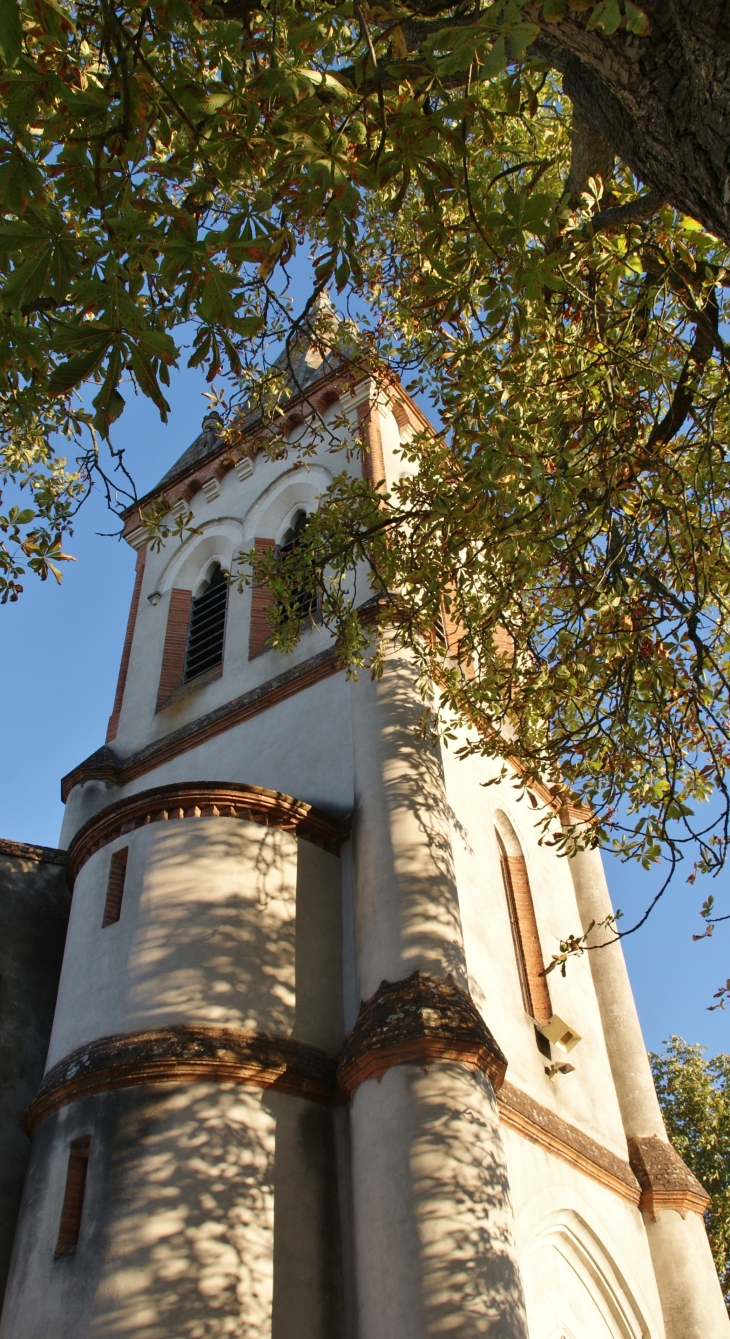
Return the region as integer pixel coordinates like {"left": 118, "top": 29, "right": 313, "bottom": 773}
{"left": 184, "top": 563, "right": 228, "bottom": 682}
{"left": 495, "top": 820, "right": 551, "bottom": 1025}
{"left": 276, "top": 510, "right": 317, "bottom": 620}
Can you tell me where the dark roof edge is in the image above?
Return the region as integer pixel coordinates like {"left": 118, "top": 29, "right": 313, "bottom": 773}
{"left": 121, "top": 362, "right": 433, "bottom": 527}
{"left": 0, "top": 837, "right": 67, "bottom": 866}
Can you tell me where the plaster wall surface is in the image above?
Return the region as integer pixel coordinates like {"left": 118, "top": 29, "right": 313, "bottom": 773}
{"left": 24, "top": 377, "right": 727, "bottom": 1339}
{"left": 507, "top": 1140, "right": 665, "bottom": 1339}
{"left": 58, "top": 669, "right": 355, "bottom": 852}
{"left": 441, "top": 743, "right": 629, "bottom": 1159}
{"left": 351, "top": 1062, "right": 528, "bottom": 1339}
{"left": 0, "top": 851, "right": 70, "bottom": 1305}
{"left": 47, "top": 821, "right": 343, "bottom": 1068}
{"left": 0, "top": 1082, "right": 342, "bottom": 1339}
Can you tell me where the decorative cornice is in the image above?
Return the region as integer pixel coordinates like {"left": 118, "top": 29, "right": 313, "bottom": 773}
{"left": 25, "top": 1014, "right": 663, "bottom": 1226}
{"left": 497, "top": 1081, "right": 641, "bottom": 1207}
{"left": 0, "top": 837, "right": 66, "bottom": 867}
{"left": 61, "top": 646, "right": 343, "bottom": 801}
{"left": 26, "top": 1025, "right": 340, "bottom": 1134}
{"left": 61, "top": 597, "right": 392, "bottom": 803}
{"left": 627, "top": 1135, "right": 710, "bottom": 1220}
{"left": 121, "top": 363, "right": 370, "bottom": 538}
{"left": 337, "top": 971, "right": 508, "bottom": 1097}
{"left": 66, "top": 780, "right": 350, "bottom": 884}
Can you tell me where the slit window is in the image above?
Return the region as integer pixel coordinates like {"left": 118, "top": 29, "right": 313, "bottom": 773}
{"left": 276, "top": 511, "right": 317, "bottom": 620}
{"left": 496, "top": 826, "right": 552, "bottom": 1025}
{"left": 184, "top": 563, "right": 228, "bottom": 682}
{"left": 54, "top": 1136, "right": 91, "bottom": 1257}
{"left": 102, "top": 847, "right": 128, "bottom": 928}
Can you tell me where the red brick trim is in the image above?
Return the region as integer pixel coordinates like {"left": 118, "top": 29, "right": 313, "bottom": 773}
{"left": 497, "top": 834, "right": 552, "bottom": 1025}
{"left": 627, "top": 1134, "right": 710, "bottom": 1219}
{"left": 249, "top": 537, "right": 276, "bottom": 659}
{"left": 0, "top": 838, "right": 66, "bottom": 866}
{"left": 337, "top": 971, "right": 507, "bottom": 1097}
{"left": 106, "top": 546, "right": 147, "bottom": 742}
{"left": 156, "top": 588, "right": 192, "bottom": 711}
{"left": 66, "top": 780, "right": 350, "bottom": 885}
{"left": 498, "top": 1081, "right": 641, "bottom": 1206}
{"left": 62, "top": 645, "right": 344, "bottom": 801}
{"left": 54, "top": 1136, "right": 90, "bottom": 1256}
{"left": 101, "top": 848, "right": 128, "bottom": 928}
{"left": 27, "top": 1027, "right": 339, "bottom": 1133}
{"left": 357, "top": 397, "right": 386, "bottom": 487}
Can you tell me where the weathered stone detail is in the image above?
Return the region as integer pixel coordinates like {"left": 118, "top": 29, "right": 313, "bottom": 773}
{"left": 0, "top": 838, "right": 65, "bottom": 867}
{"left": 498, "top": 1081, "right": 641, "bottom": 1206}
{"left": 337, "top": 971, "right": 508, "bottom": 1096}
{"left": 66, "top": 781, "right": 351, "bottom": 883}
{"left": 26, "top": 1025, "right": 340, "bottom": 1133}
{"left": 627, "top": 1134, "right": 710, "bottom": 1220}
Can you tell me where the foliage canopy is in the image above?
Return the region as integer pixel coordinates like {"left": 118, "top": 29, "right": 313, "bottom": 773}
{"left": 1, "top": 0, "right": 730, "bottom": 939}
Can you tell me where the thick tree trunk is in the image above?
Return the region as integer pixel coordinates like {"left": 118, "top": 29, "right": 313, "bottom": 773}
{"left": 529, "top": 2, "right": 730, "bottom": 243}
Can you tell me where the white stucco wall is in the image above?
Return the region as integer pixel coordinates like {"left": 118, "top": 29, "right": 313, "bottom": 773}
{"left": 48, "top": 819, "right": 342, "bottom": 1069}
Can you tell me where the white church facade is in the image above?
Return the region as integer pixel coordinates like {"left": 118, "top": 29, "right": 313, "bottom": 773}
{"left": 0, "top": 338, "right": 727, "bottom": 1339}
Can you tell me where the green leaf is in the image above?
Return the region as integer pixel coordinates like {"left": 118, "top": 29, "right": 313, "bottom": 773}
{"left": 479, "top": 37, "right": 506, "bottom": 79}
{"left": 624, "top": 1, "right": 650, "bottom": 34}
{"left": 48, "top": 339, "right": 110, "bottom": 395}
{"left": 0, "top": 0, "right": 22, "bottom": 68}
{"left": 587, "top": 0, "right": 622, "bottom": 33}
{"left": 1, "top": 248, "right": 52, "bottom": 307}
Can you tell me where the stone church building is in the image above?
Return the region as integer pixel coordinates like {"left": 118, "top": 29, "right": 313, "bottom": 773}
{"left": 0, "top": 330, "right": 727, "bottom": 1338}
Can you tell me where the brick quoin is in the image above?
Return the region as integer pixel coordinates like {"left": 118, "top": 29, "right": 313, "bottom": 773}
{"left": 54, "top": 1137, "right": 91, "bottom": 1257}
{"left": 106, "top": 546, "right": 147, "bottom": 742}
{"left": 497, "top": 835, "right": 552, "bottom": 1024}
{"left": 248, "top": 538, "right": 275, "bottom": 659}
{"left": 102, "top": 848, "right": 128, "bottom": 928}
{"left": 156, "top": 589, "right": 193, "bottom": 710}
{"left": 357, "top": 398, "right": 386, "bottom": 488}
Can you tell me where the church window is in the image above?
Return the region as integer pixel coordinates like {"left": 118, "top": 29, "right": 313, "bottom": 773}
{"left": 184, "top": 563, "right": 228, "bottom": 682}
{"left": 102, "top": 848, "right": 128, "bottom": 928}
{"left": 54, "top": 1136, "right": 91, "bottom": 1257}
{"left": 276, "top": 510, "right": 318, "bottom": 620}
{"left": 495, "top": 824, "right": 552, "bottom": 1025}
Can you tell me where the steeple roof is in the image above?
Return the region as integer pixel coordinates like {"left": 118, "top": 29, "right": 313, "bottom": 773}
{"left": 153, "top": 293, "right": 347, "bottom": 494}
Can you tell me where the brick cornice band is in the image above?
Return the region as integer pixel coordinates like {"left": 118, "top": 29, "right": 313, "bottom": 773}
{"left": 26, "top": 1025, "right": 339, "bottom": 1134}
{"left": 337, "top": 971, "right": 508, "bottom": 1096}
{"left": 627, "top": 1134, "right": 710, "bottom": 1219}
{"left": 497, "top": 1082, "right": 641, "bottom": 1206}
{"left": 62, "top": 645, "right": 342, "bottom": 801}
{"left": 66, "top": 781, "right": 350, "bottom": 884}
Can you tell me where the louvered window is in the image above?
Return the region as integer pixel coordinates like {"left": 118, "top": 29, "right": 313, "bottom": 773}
{"left": 184, "top": 564, "right": 228, "bottom": 682}
{"left": 276, "top": 511, "right": 317, "bottom": 620}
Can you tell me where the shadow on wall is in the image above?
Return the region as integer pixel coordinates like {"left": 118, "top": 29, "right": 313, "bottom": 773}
{"left": 124, "top": 822, "right": 301, "bottom": 1038}
{"left": 71, "top": 1082, "right": 343, "bottom": 1339}
{"left": 409, "top": 1064, "right": 527, "bottom": 1339}
{"left": 353, "top": 649, "right": 472, "bottom": 991}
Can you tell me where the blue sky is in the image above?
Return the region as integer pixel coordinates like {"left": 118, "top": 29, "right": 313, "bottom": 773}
{"left": 1, "top": 359, "right": 727, "bottom": 1060}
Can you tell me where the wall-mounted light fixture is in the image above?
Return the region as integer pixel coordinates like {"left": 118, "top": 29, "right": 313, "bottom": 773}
{"left": 538, "top": 1014, "right": 582, "bottom": 1054}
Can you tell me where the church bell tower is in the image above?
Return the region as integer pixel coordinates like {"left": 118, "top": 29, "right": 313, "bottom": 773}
{"left": 1, "top": 333, "right": 727, "bottom": 1339}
